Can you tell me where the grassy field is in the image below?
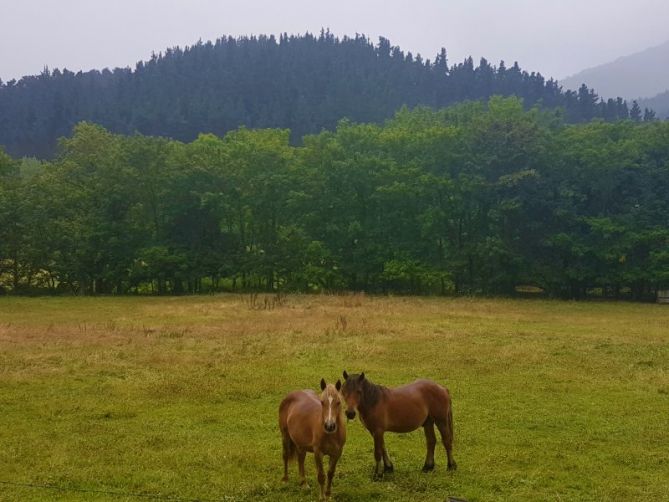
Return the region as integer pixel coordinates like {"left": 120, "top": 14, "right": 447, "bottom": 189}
{"left": 1, "top": 294, "right": 668, "bottom": 501}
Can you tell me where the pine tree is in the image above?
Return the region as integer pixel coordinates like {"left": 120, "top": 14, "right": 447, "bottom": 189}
{"left": 434, "top": 48, "right": 448, "bottom": 74}
{"left": 643, "top": 108, "right": 656, "bottom": 122}
{"left": 577, "top": 84, "right": 599, "bottom": 122}
{"left": 630, "top": 101, "right": 642, "bottom": 122}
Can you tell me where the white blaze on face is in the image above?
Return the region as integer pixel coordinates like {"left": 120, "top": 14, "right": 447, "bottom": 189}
{"left": 327, "top": 395, "right": 333, "bottom": 422}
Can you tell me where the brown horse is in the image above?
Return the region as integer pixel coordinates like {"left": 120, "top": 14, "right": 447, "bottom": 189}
{"left": 278, "top": 379, "right": 346, "bottom": 500}
{"left": 341, "top": 371, "right": 456, "bottom": 479}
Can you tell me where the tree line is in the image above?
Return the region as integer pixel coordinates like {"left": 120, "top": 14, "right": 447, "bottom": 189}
{"left": 0, "top": 32, "right": 647, "bottom": 158}
{"left": 1, "top": 97, "right": 668, "bottom": 299}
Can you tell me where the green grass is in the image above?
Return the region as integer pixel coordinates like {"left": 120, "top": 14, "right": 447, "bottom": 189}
{"left": 1, "top": 295, "right": 668, "bottom": 501}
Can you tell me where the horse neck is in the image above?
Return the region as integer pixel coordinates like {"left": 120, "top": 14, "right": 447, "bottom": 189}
{"left": 335, "top": 407, "right": 346, "bottom": 429}
{"left": 359, "top": 379, "right": 384, "bottom": 416}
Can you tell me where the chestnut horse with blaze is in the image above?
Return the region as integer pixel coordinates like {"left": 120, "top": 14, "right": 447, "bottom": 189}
{"left": 341, "top": 371, "right": 456, "bottom": 478}
{"left": 278, "top": 379, "right": 346, "bottom": 500}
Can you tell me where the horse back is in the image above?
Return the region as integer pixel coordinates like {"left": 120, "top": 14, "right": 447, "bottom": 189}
{"left": 279, "top": 390, "right": 320, "bottom": 424}
{"left": 381, "top": 379, "right": 452, "bottom": 432}
{"left": 406, "top": 379, "right": 451, "bottom": 410}
{"left": 390, "top": 378, "right": 448, "bottom": 395}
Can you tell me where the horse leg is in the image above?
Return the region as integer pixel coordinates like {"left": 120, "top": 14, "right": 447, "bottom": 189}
{"left": 422, "top": 418, "right": 437, "bottom": 472}
{"left": 325, "top": 452, "right": 340, "bottom": 498}
{"left": 372, "top": 432, "right": 385, "bottom": 480}
{"left": 436, "top": 408, "right": 457, "bottom": 471}
{"left": 297, "top": 448, "right": 308, "bottom": 486}
{"left": 382, "top": 446, "right": 394, "bottom": 473}
{"left": 314, "top": 451, "right": 326, "bottom": 501}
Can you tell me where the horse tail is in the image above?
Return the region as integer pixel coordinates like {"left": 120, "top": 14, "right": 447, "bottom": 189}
{"left": 282, "top": 432, "right": 297, "bottom": 462}
{"left": 443, "top": 387, "right": 457, "bottom": 469}
{"left": 279, "top": 397, "right": 296, "bottom": 462}
{"left": 446, "top": 399, "right": 454, "bottom": 442}
{"left": 438, "top": 384, "right": 454, "bottom": 444}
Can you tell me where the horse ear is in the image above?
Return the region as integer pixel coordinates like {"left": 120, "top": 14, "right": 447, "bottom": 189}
{"left": 359, "top": 372, "right": 365, "bottom": 382}
{"left": 335, "top": 379, "right": 342, "bottom": 391}
{"left": 343, "top": 370, "right": 349, "bottom": 380}
{"left": 320, "top": 378, "right": 326, "bottom": 391}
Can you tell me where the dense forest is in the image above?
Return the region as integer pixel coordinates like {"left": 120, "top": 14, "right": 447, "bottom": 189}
{"left": 1, "top": 97, "right": 668, "bottom": 299}
{"left": 0, "top": 32, "right": 638, "bottom": 158}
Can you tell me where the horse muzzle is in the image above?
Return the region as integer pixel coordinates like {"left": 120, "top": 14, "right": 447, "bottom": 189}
{"left": 324, "top": 421, "right": 337, "bottom": 434}
{"left": 345, "top": 410, "right": 356, "bottom": 420}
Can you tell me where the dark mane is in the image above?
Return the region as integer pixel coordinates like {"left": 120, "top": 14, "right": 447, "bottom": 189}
{"left": 361, "top": 377, "right": 386, "bottom": 409}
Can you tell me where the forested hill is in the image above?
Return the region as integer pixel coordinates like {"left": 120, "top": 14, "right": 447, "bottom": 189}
{"left": 0, "top": 32, "right": 631, "bottom": 158}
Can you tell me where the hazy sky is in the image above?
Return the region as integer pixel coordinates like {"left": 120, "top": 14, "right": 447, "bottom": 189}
{"left": 2, "top": 0, "right": 668, "bottom": 82}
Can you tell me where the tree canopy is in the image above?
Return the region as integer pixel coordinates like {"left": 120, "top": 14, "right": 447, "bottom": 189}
{"left": 1, "top": 97, "right": 668, "bottom": 299}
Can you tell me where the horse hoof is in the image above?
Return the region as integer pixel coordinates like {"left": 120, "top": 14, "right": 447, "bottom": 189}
{"left": 384, "top": 464, "right": 394, "bottom": 473}
{"left": 372, "top": 472, "right": 384, "bottom": 481}
{"left": 448, "top": 461, "right": 458, "bottom": 471}
{"left": 422, "top": 463, "right": 435, "bottom": 473}
{"left": 281, "top": 476, "right": 288, "bottom": 483}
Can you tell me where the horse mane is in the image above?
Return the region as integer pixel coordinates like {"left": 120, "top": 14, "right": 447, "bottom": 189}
{"left": 361, "top": 377, "right": 386, "bottom": 409}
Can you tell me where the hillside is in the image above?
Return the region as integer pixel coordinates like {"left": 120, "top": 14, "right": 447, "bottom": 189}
{"left": 0, "top": 32, "right": 629, "bottom": 158}
{"left": 640, "top": 90, "right": 669, "bottom": 119}
{"left": 560, "top": 40, "right": 669, "bottom": 100}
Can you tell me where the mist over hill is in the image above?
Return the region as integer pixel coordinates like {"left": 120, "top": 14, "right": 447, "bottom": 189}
{"left": 560, "top": 40, "right": 669, "bottom": 100}
{"left": 0, "top": 32, "right": 631, "bottom": 158}
{"left": 640, "top": 90, "right": 669, "bottom": 119}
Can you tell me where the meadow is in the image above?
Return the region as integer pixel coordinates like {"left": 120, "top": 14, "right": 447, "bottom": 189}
{"left": 0, "top": 294, "right": 668, "bottom": 501}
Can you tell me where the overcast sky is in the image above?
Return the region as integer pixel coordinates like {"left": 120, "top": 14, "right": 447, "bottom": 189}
{"left": 1, "top": 0, "right": 668, "bottom": 83}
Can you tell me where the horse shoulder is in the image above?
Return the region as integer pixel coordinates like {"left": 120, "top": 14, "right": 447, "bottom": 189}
{"left": 361, "top": 397, "right": 390, "bottom": 433}
{"left": 358, "top": 408, "right": 372, "bottom": 430}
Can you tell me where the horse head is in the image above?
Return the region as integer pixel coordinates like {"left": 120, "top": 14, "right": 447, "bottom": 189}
{"left": 341, "top": 370, "right": 365, "bottom": 420}
{"left": 319, "top": 378, "right": 343, "bottom": 434}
